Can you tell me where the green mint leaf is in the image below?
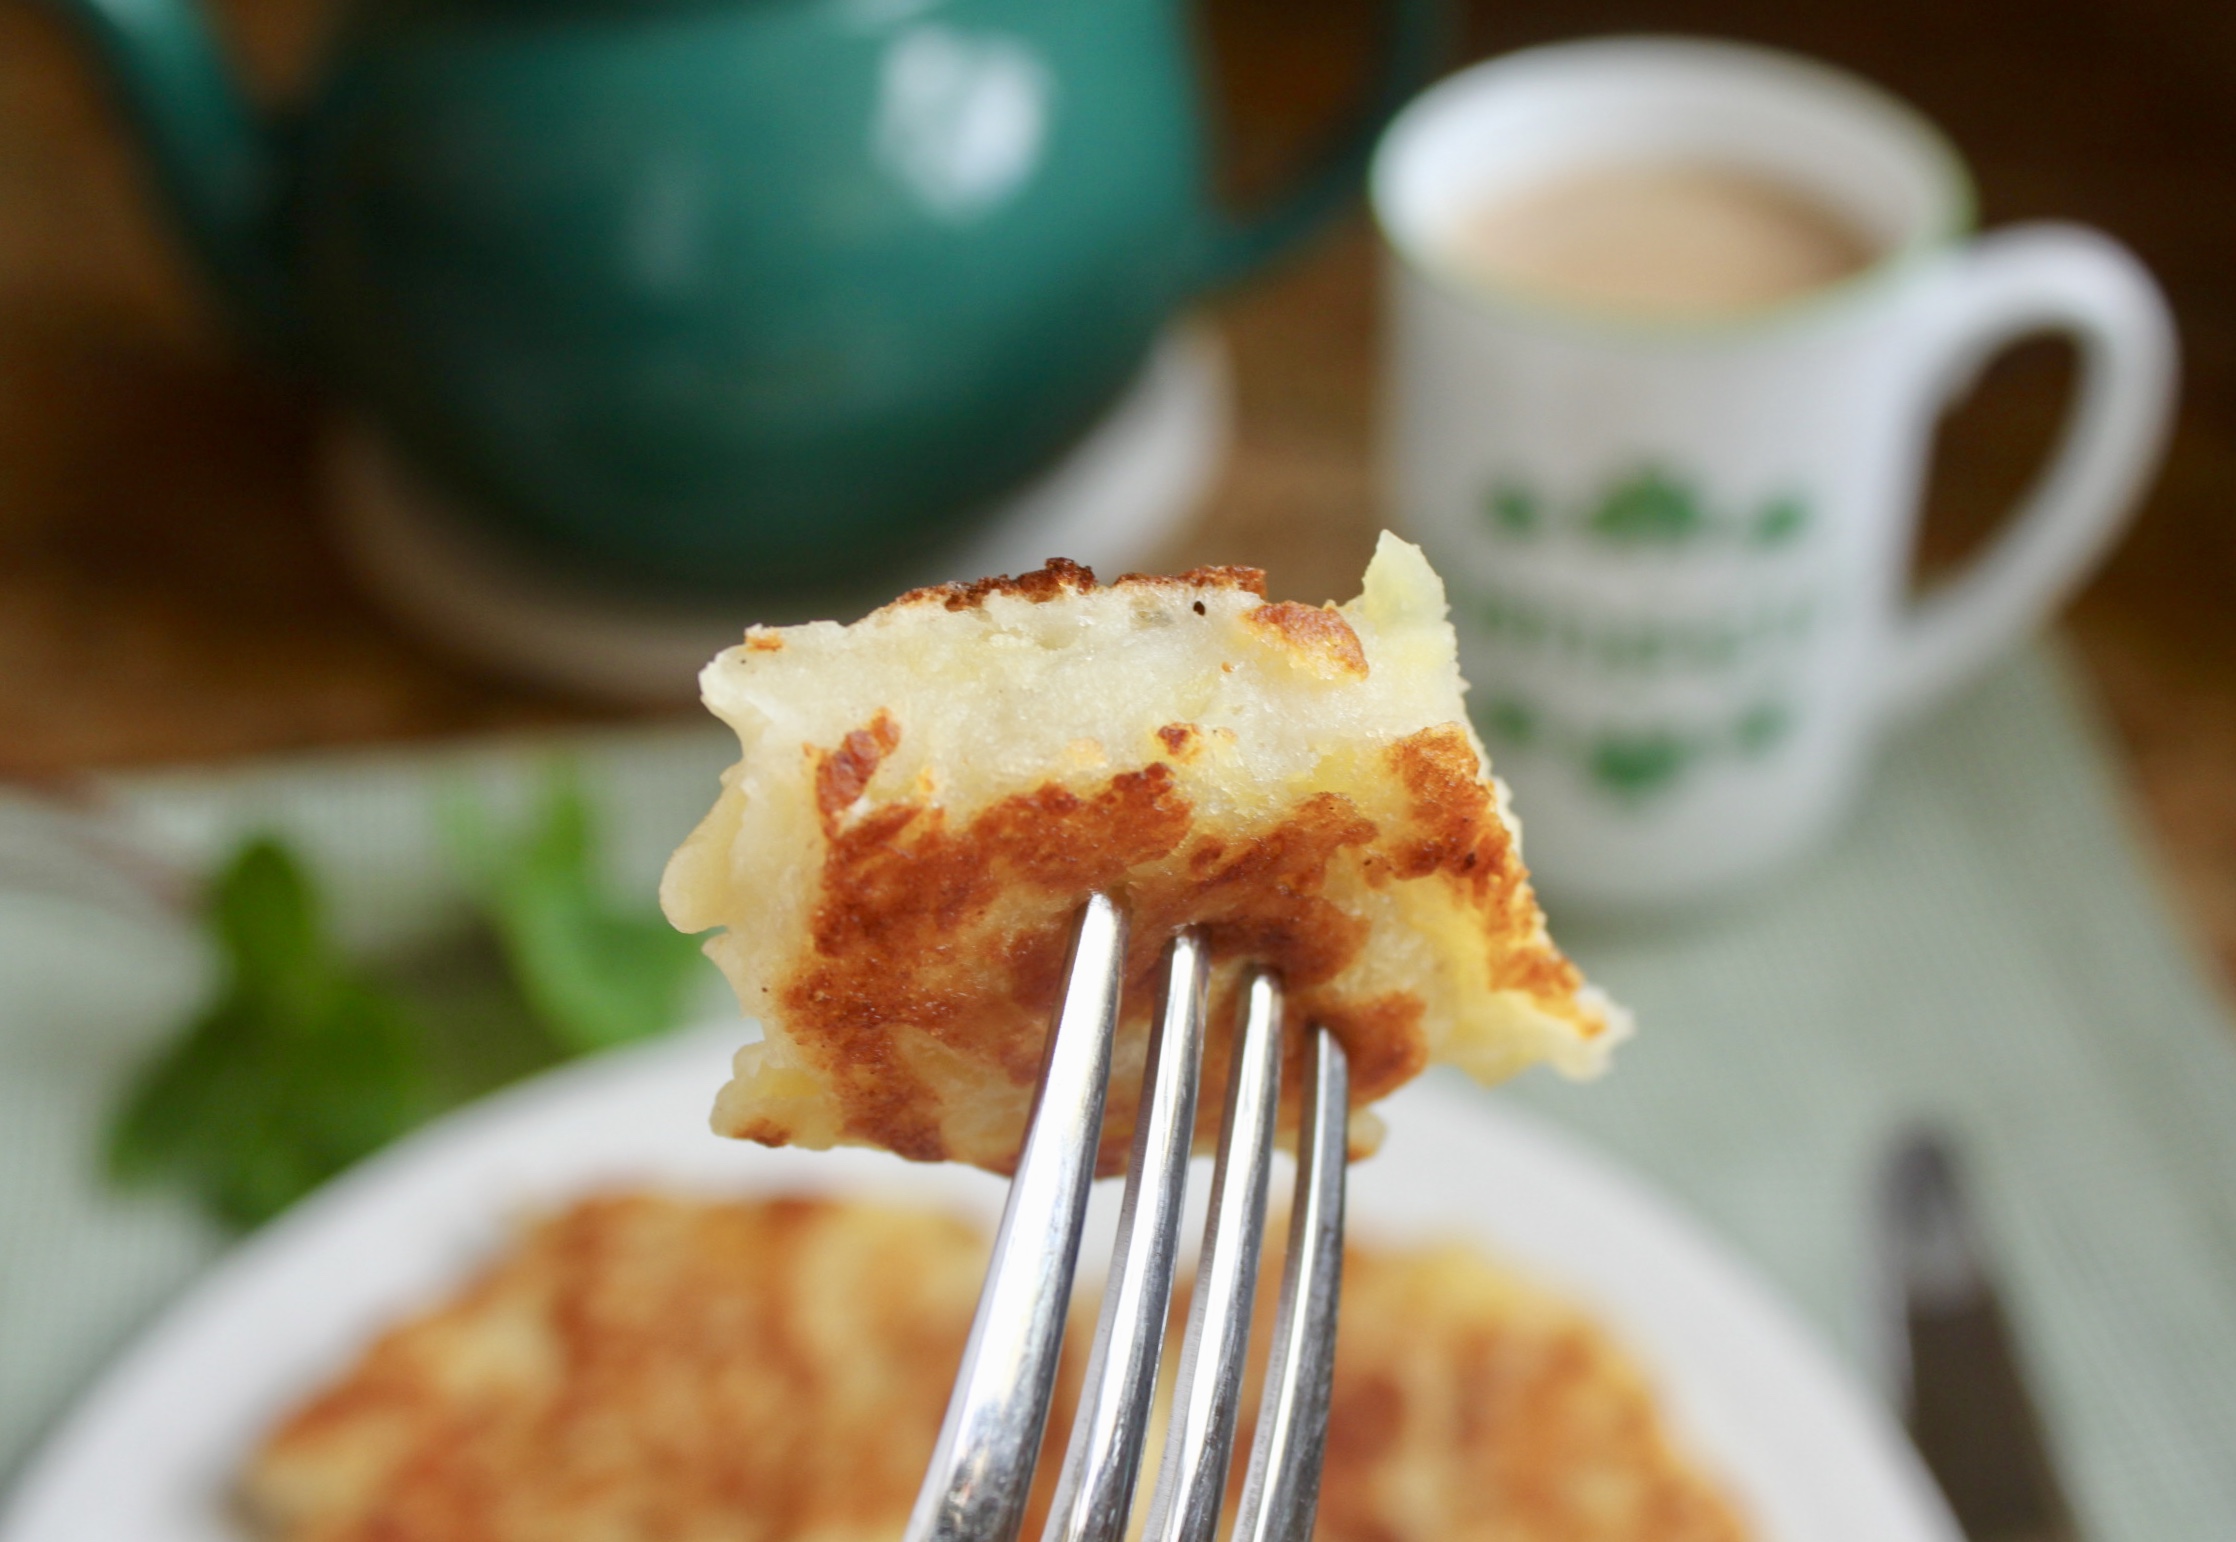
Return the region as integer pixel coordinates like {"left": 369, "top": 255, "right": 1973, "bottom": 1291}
{"left": 211, "top": 839, "right": 321, "bottom": 998}
{"left": 107, "top": 838, "right": 433, "bottom": 1229}
{"left": 462, "top": 767, "right": 704, "bottom": 1055}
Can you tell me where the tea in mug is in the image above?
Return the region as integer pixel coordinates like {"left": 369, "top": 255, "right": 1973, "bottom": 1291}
{"left": 1446, "top": 162, "right": 1880, "bottom": 319}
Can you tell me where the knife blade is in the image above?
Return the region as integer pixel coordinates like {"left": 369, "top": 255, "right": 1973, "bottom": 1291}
{"left": 1879, "top": 1129, "right": 2080, "bottom": 1542}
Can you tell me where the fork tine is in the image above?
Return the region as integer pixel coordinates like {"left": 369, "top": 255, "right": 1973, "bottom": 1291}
{"left": 1141, "top": 967, "right": 1286, "bottom": 1542}
{"left": 904, "top": 893, "right": 1128, "bottom": 1542}
{"left": 1040, "top": 929, "right": 1210, "bottom": 1542}
{"left": 1232, "top": 1025, "right": 1350, "bottom": 1542}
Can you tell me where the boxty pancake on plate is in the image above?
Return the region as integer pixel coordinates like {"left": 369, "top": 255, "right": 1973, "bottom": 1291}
{"left": 662, "top": 535, "right": 1628, "bottom": 1173}
{"left": 244, "top": 1193, "right": 1747, "bottom": 1542}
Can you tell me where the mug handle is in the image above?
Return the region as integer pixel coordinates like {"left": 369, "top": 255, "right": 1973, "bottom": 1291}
{"left": 1189, "top": 0, "right": 1450, "bottom": 289}
{"left": 1878, "top": 224, "right": 2177, "bottom": 723}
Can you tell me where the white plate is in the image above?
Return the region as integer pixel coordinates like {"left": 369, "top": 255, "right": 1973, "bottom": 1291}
{"left": 1, "top": 1024, "right": 1959, "bottom": 1542}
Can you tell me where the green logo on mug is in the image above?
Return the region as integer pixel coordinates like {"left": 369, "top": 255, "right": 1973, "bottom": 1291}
{"left": 1477, "top": 692, "right": 1798, "bottom": 805}
{"left": 1481, "top": 467, "right": 1813, "bottom": 551}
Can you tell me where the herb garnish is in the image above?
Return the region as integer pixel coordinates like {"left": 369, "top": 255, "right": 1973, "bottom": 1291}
{"left": 107, "top": 771, "right": 706, "bottom": 1227}
{"left": 108, "top": 839, "right": 432, "bottom": 1228}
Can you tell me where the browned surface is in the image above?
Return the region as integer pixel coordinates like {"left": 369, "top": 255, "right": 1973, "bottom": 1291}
{"left": 1243, "top": 600, "right": 1371, "bottom": 679}
{"left": 4, "top": 0, "right": 2234, "bottom": 988}
{"left": 1311, "top": 1242, "right": 1749, "bottom": 1542}
{"left": 899, "top": 556, "right": 1270, "bottom": 613}
{"left": 246, "top": 1192, "right": 1746, "bottom": 1542}
{"left": 770, "top": 692, "right": 1591, "bottom": 1172}
{"left": 244, "top": 1194, "right": 988, "bottom": 1542}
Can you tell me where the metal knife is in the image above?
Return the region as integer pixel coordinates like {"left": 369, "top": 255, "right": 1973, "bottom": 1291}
{"left": 1879, "top": 1129, "right": 2080, "bottom": 1542}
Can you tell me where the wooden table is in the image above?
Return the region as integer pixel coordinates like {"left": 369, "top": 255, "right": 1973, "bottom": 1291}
{"left": 4, "top": 0, "right": 2233, "bottom": 988}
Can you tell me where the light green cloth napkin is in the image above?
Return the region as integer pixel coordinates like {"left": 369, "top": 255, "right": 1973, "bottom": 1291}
{"left": 3, "top": 643, "right": 2233, "bottom": 1539}
{"left": 1511, "top": 645, "right": 2236, "bottom": 1540}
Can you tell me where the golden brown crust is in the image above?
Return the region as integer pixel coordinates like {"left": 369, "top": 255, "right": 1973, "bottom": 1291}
{"left": 770, "top": 712, "right": 1593, "bottom": 1175}
{"left": 243, "top": 1195, "right": 987, "bottom": 1542}
{"left": 1388, "top": 727, "right": 1590, "bottom": 1010}
{"left": 1309, "top": 1246, "right": 1751, "bottom": 1542}
{"left": 1041, "top": 1234, "right": 1751, "bottom": 1542}
{"left": 909, "top": 556, "right": 1101, "bottom": 611}
{"left": 1244, "top": 601, "right": 1371, "bottom": 679}
{"left": 244, "top": 1195, "right": 1744, "bottom": 1542}
{"left": 1145, "top": 563, "right": 1270, "bottom": 596}
{"left": 813, "top": 709, "right": 901, "bottom": 822}
{"left": 792, "top": 753, "right": 1194, "bottom": 1167}
{"left": 890, "top": 558, "right": 1271, "bottom": 616}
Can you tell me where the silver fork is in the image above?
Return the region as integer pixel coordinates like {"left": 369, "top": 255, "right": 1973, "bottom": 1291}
{"left": 904, "top": 893, "right": 1350, "bottom": 1542}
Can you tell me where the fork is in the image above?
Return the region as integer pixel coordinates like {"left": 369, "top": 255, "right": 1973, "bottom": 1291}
{"left": 903, "top": 893, "right": 1350, "bottom": 1542}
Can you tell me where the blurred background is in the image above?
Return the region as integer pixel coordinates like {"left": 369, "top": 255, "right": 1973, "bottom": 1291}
{"left": 6, "top": 0, "right": 2236, "bottom": 1535}
{"left": 4, "top": 0, "right": 2229, "bottom": 991}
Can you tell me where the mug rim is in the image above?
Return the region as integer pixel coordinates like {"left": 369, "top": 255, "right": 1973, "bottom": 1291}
{"left": 1369, "top": 36, "right": 1979, "bottom": 345}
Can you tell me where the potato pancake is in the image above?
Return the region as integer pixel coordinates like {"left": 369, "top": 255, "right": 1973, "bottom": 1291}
{"left": 245, "top": 1194, "right": 1745, "bottom": 1542}
{"left": 662, "top": 535, "right": 1627, "bottom": 1174}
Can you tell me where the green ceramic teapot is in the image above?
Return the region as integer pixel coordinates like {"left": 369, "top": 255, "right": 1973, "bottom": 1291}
{"left": 53, "top": 0, "right": 1440, "bottom": 594}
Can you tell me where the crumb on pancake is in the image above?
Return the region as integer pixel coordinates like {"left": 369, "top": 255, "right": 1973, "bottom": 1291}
{"left": 662, "top": 534, "right": 1630, "bottom": 1175}
{"left": 243, "top": 1194, "right": 1747, "bottom": 1542}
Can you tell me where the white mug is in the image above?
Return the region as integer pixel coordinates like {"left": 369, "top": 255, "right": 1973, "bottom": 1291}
{"left": 1372, "top": 37, "right": 2176, "bottom": 911}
